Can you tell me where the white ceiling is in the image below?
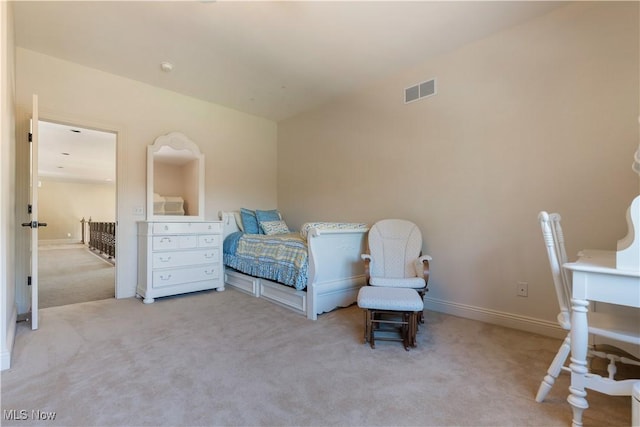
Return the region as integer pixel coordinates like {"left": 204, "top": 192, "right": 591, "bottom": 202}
{"left": 38, "top": 121, "right": 116, "bottom": 184}
{"left": 14, "top": 1, "right": 566, "bottom": 183}
{"left": 13, "top": 1, "right": 566, "bottom": 122}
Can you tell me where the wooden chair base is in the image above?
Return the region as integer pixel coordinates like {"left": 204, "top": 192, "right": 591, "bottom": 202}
{"left": 363, "top": 309, "right": 419, "bottom": 351}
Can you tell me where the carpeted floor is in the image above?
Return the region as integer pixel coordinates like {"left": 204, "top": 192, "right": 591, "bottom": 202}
{"left": 38, "top": 243, "right": 115, "bottom": 308}
{"left": 2, "top": 287, "right": 636, "bottom": 426}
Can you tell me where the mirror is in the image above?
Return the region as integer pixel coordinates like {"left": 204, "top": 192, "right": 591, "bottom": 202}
{"left": 147, "top": 132, "right": 204, "bottom": 221}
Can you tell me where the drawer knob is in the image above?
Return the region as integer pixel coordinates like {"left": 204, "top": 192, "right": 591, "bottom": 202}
{"left": 159, "top": 256, "right": 171, "bottom": 262}
{"left": 160, "top": 274, "right": 172, "bottom": 281}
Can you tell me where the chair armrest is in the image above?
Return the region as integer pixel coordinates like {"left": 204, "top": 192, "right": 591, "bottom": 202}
{"left": 361, "top": 254, "right": 372, "bottom": 285}
{"left": 415, "top": 255, "right": 432, "bottom": 286}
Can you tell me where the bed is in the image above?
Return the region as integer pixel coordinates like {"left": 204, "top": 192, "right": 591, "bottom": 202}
{"left": 219, "top": 210, "right": 369, "bottom": 320}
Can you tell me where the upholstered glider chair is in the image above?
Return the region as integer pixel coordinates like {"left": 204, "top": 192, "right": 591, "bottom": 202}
{"left": 535, "top": 211, "right": 640, "bottom": 403}
{"left": 361, "top": 219, "right": 432, "bottom": 319}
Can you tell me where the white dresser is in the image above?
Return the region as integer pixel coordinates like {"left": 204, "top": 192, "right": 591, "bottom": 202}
{"left": 137, "top": 221, "right": 224, "bottom": 303}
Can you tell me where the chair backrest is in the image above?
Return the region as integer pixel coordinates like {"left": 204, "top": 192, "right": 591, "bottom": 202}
{"left": 538, "top": 211, "right": 572, "bottom": 329}
{"left": 367, "top": 219, "right": 423, "bottom": 279}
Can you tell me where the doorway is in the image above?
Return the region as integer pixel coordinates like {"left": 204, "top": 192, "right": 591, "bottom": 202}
{"left": 37, "top": 120, "right": 116, "bottom": 308}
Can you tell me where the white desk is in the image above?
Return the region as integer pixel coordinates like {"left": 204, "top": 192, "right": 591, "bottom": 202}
{"left": 564, "top": 250, "right": 640, "bottom": 427}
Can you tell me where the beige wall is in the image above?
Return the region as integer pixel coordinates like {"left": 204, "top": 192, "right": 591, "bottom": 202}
{"left": 15, "top": 48, "right": 278, "bottom": 302}
{"left": 7, "top": 2, "right": 639, "bottom": 339}
{"left": 38, "top": 178, "right": 115, "bottom": 242}
{"left": 278, "top": 2, "right": 640, "bottom": 331}
{"left": 1, "top": 0, "right": 17, "bottom": 370}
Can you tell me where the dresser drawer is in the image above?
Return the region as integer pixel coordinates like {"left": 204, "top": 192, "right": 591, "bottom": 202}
{"left": 152, "top": 222, "right": 222, "bottom": 235}
{"left": 198, "top": 234, "right": 221, "bottom": 248}
{"left": 152, "top": 248, "right": 219, "bottom": 269}
{"left": 152, "top": 265, "right": 221, "bottom": 288}
{"left": 152, "top": 235, "right": 197, "bottom": 250}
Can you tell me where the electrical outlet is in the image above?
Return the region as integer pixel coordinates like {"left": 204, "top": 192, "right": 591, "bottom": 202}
{"left": 517, "top": 281, "right": 528, "bottom": 297}
{"left": 133, "top": 206, "right": 144, "bottom": 216}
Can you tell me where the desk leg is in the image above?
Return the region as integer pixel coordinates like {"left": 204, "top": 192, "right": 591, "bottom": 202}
{"left": 568, "top": 298, "right": 589, "bottom": 427}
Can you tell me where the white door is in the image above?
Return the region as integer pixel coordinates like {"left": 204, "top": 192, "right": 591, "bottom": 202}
{"left": 21, "top": 95, "right": 44, "bottom": 330}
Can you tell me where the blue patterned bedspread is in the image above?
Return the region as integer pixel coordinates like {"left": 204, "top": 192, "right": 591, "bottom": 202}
{"left": 223, "top": 232, "right": 309, "bottom": 290}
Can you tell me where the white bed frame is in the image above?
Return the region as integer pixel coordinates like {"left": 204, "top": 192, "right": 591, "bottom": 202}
{"left": 219, "top": 211, "right": 369, "bottom": 320}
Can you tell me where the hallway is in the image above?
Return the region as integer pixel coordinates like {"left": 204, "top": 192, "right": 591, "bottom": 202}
{"left": 38, "top": 242, "right": 114, "bottom": 308}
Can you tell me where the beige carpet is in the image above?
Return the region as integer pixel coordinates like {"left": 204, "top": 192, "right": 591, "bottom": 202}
{"left": 1, "top": 288, "right": 635, "bottom": 426}
{"left": 38, "top": 243, "right": 115, "bottom": 308}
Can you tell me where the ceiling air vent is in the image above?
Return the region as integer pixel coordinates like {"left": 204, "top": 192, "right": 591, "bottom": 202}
{"left": 404, "top": 78, "right": 437, "bottom": 104}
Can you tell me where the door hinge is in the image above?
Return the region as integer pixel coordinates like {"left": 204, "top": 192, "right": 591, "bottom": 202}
{"left": 28, "top": 132, "right": 32, "bottom": 142}
{"left": 28, "top": 204, "right": 32, "bottom": 214}
{"left": 27, "top": 276, "right": 32, "bottom": 286}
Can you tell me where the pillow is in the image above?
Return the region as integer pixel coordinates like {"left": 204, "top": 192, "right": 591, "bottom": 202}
{"left": 233, "top": 211, "right": 244, "bottom": 232}
{"left": 255, "top": 209, "right": 282, "bottom": 234}
{"left": 300, "top": 222, "right": 369, "bottom": 239}
{"left": 240, "top": 208, "right": 260, "bottom": 234}
{"left": 260, "top": 220, "right": 290, "bottom": 235}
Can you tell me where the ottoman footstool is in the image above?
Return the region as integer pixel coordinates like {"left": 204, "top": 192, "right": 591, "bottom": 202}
{"left": 357, "top": 286, "right": 424, "bottom": 350}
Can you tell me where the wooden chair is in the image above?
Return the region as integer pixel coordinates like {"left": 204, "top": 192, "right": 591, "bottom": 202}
{"left": 361, "top": 219, "right": 431, "bottom": 323}
{"left": 535, "top": 211, "right": 640, "bottom": 403}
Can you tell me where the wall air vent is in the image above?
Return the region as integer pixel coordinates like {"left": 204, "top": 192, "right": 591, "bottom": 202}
{"left": 404, "top": 78, "right": 437, "bottom": 104}
{"left": 405, "top": 85, "right": 420, "bottom": 103}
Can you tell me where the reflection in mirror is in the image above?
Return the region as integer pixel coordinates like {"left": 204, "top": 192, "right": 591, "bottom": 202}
{"left": 147, "top": 132, "right": 204, "bottom": 221}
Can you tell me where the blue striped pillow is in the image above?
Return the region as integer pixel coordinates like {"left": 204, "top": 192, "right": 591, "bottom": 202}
{"left": 256, "top": 209, "right": 282, "bottom": 234}
{"left": 240, "top": 208, "right": 260, "bottom": 234}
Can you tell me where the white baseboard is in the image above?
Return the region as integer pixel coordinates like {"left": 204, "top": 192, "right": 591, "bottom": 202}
{"left": 1, "top": 305, "right": 17, "bottom": 371}
{"left": 424, "top": 296, "right": 565, "bottom": 340}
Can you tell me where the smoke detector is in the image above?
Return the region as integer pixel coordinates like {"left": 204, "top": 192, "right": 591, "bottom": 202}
{"left": 160, "top": 62, "right": 173, "bottom": 73}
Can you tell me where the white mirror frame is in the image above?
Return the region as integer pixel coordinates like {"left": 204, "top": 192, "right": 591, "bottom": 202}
{"left": 146, "top": 132, "right": 204, "bottom": 222}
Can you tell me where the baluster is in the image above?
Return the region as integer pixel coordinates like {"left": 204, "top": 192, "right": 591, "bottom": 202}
{"left": 80, "top": 217, "right": 86, "bottom": 244}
